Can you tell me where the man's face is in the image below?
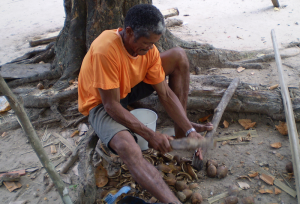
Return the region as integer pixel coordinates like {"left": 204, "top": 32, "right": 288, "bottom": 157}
{"left": 128, "top": 32, "right": 162, "bottom": 56}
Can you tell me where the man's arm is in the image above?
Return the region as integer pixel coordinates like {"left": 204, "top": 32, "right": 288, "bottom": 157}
{"left": 99, "top": 88, "right": 172, "bottom": 153}
{"left": 152, "top": 80, "right": 195, "bottom": 135}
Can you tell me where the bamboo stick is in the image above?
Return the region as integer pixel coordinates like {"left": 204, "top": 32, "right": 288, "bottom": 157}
{"left": 0, "top": 74, "right": 72, "bottom": 204}
{"left": 271, "top": 29, "right": 300, "bottom": 203}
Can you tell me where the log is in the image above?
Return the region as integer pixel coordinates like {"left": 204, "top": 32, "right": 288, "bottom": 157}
{"left": 161, "top": 8, "right": 179, "bottom": 19}
{"left": 0, "top": 63, "right": 51, "bottom": 80}
{"left": 132, "top": 75, "right": 300, "bottom": 121}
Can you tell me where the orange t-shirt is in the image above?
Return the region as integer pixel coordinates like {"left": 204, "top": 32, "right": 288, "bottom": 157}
{"left": 78, "top": 28, "right": 165, "bottom": 116}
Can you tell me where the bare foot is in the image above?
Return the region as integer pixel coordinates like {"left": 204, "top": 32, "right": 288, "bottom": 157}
{"left": 192, "top": 122, "right": 213, "bottom": 132}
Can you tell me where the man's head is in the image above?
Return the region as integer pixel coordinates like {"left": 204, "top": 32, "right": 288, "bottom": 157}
{"left": 122, "top": 4, "right": 166, "bottom": 56}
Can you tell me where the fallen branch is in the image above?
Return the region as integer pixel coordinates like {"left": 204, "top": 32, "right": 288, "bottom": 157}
{"left": 205, "top": 77, "right": 240, "bottom": 139}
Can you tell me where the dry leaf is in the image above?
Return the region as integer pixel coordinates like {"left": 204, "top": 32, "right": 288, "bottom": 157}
{"left": 275, "top": 121, "right": 288, "bottom": 136}
{"left": 50, "top": 145, "right": 57, "bottom": 154}
{"left": 248, "top": 172, "right": 259, "bottom": 178}
{"left": 275, "top": 187, "right": 281, "bottom": 195}
{"left": 269, "top": 84, "right": 279, "bottom": 90}
{"left": 238, "top": 119, "right": 256, "bottom": 130}
{"left": 70, "top": 130, "right": 79, "bottom": 138}
{"left": 3, "top": 181, "right": 22, "bottom": 192}
{"left": 223, "top": 120, "right": 229, "bottom": 128}
{"left": 95, "top": 164, "right": 108, "bottom": 187}
{"left": 0, "top": 96, "right": 11, "bottom": 113}
{"left": 198, "top": 114, "right": 212, "bottom": 123}
{"left": 260, "top": 173, "right": 275, "bottom": 185}
{"left": 270, "top": 142, "right": 282, "bottom": 149}
{"left": 238, "top": 182, "right": 250, "bottom": 189}
{"left": 1, "top": 132, "right": 7, "bottom": 137}
{"left": 259, "top": 189, "right": 273, "bottom": 194}
{"left": 237, "top": 67, "right": 245, "bottom": 73}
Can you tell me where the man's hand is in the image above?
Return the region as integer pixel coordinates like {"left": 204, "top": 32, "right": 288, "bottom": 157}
{"left": 148, "top": 132, "right": 173, "bottom": 154}
{"left": 188, "top": 132, "right": 205, "bottom": 160}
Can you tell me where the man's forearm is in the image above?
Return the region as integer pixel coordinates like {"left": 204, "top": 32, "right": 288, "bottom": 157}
{"left": 158, "top": 87, "right": 193, "bottom": 134}
{"left": 103, "top": 101, "right": 154, "bottom": 141}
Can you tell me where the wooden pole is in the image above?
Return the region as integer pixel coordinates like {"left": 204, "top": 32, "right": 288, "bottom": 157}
{"left": 192, "top": 77, "right": 240, "bottom": 170}
{"left": 271, "top": 29, "right": 300, "bottom": 203}
{"left": 0, "top": 74, "right": 73, "bottom": 204}
{"left": 205, "top": 77, "right": 240, "bottom": 139}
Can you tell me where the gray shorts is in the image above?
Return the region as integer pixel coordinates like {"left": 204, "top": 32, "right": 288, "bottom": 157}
{"left": 88, "top": 81, "right": 155, "bottom": 154}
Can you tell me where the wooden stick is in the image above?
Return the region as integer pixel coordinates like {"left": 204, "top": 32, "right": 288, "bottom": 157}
{"left": 205, "top": 77, "right": 240, "bottom": 139}
{"left": 272, "top": 29, "right": 300, "bottom": 202}
{"left": 0, "top": 74, "right": 72, "bottom": 204}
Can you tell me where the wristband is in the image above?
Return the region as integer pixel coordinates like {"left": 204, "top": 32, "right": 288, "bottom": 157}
{"left": 185, "top": 128, "right": 196, "bottom": 137}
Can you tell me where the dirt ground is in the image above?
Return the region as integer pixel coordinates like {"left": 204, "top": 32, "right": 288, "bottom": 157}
{"left": 1, "top": 0, "right": 300, "bottom": 204}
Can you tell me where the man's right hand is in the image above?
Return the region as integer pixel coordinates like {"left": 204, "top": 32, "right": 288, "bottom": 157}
{"left": 148, "top": 132, "right": 173, "bottom": 154}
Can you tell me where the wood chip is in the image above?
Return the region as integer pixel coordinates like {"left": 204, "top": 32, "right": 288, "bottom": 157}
{"left": 223, "top": 120, "right": 229, "bottom": 128}
{"left": 50, "top": 145, "right": 57, "bottom": 154}
{"left": 238, "top": 119, "right": 256, "bottom": 130}
{"left": 248, "top": 172, "right": 259, "bottom": 178}
{"left": 238, "top": 182, "right": 250, "bottom": 189}
{"left": 269, "top": 84, "right": 279, "bottom": 90}
{"left": 260, "top": 173, "right": 275, "bottom": 185}
{"left": 275, "top": 121, "right": 288, "bottom": 136}
{"left": 270, "top": 142, "right": 282, "bottom": 149}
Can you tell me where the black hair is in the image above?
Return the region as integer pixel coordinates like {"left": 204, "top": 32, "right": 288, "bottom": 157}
{"left": 124, "top": 4, "right": 166, "bottom": 39}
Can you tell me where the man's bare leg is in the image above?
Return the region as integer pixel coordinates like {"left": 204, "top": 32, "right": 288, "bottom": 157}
{"left": 160, "top": 47, "right": 213, "bottom": 138}
{"left": 109, "top": 131, "right": 180, "bottom": 203}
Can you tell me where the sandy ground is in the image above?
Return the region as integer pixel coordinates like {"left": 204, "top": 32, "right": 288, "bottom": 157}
{"left": 1, "top": 0, "right": 300, "bottom": 204}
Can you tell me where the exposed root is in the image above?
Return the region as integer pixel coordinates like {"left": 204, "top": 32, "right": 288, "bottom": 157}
{"left": 7, "top": 70, "right": 61, "bottom": 88}
{"left": 9, "top": 42, "right": 55, "bottom": 64}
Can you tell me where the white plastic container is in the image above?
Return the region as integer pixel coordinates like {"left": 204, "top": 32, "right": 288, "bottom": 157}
{"left": 130, "top": 108, "right": 158, "bottom": 151}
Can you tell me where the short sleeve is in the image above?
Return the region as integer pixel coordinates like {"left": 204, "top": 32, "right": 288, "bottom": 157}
{"left": 143, "top": 46, "right": 165, "bottom": 85}
{"left": 92, "top": 53, "right": 120, "bottom": 90}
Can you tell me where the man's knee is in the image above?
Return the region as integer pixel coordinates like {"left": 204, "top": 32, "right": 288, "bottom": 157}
{"left": 172, "top": 47, "right": 189, "bottom": 71}
{"left": 109, "top": 131, "right": 143, "bottom": 163}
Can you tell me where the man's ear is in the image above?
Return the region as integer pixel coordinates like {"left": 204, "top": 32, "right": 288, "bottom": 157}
{"left": 125, "top": 27, "right": 134, "bottom": 36}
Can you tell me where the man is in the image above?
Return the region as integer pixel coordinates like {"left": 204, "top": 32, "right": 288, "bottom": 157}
{"left": 78, "top": 4, "right": 212, "bottom": 203}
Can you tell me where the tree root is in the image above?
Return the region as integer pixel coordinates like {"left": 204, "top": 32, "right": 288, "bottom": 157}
{"left": 22, "top": 88, "right": 77, "bottom": 108}
{"left": 9, "top": 42, "right": 55, "bottom": 64}
{"left": 7, "top": 70, "right": 61, "bottom": 88}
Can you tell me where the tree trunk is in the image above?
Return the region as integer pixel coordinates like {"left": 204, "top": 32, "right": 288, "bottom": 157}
{"left": 52, "top": 0, "right": 151, "bottom": 90}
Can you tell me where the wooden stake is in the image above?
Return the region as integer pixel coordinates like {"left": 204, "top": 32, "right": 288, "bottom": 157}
{"left": 0, "top": 74, "right": 72, "bottom": 204}
{"left": 272, "top": 30, "right": 300, "bottom": 202}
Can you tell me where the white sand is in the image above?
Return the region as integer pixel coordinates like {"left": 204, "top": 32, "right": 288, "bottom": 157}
{"left": 0, "top": 0, "right": 299, "bottom": 66}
